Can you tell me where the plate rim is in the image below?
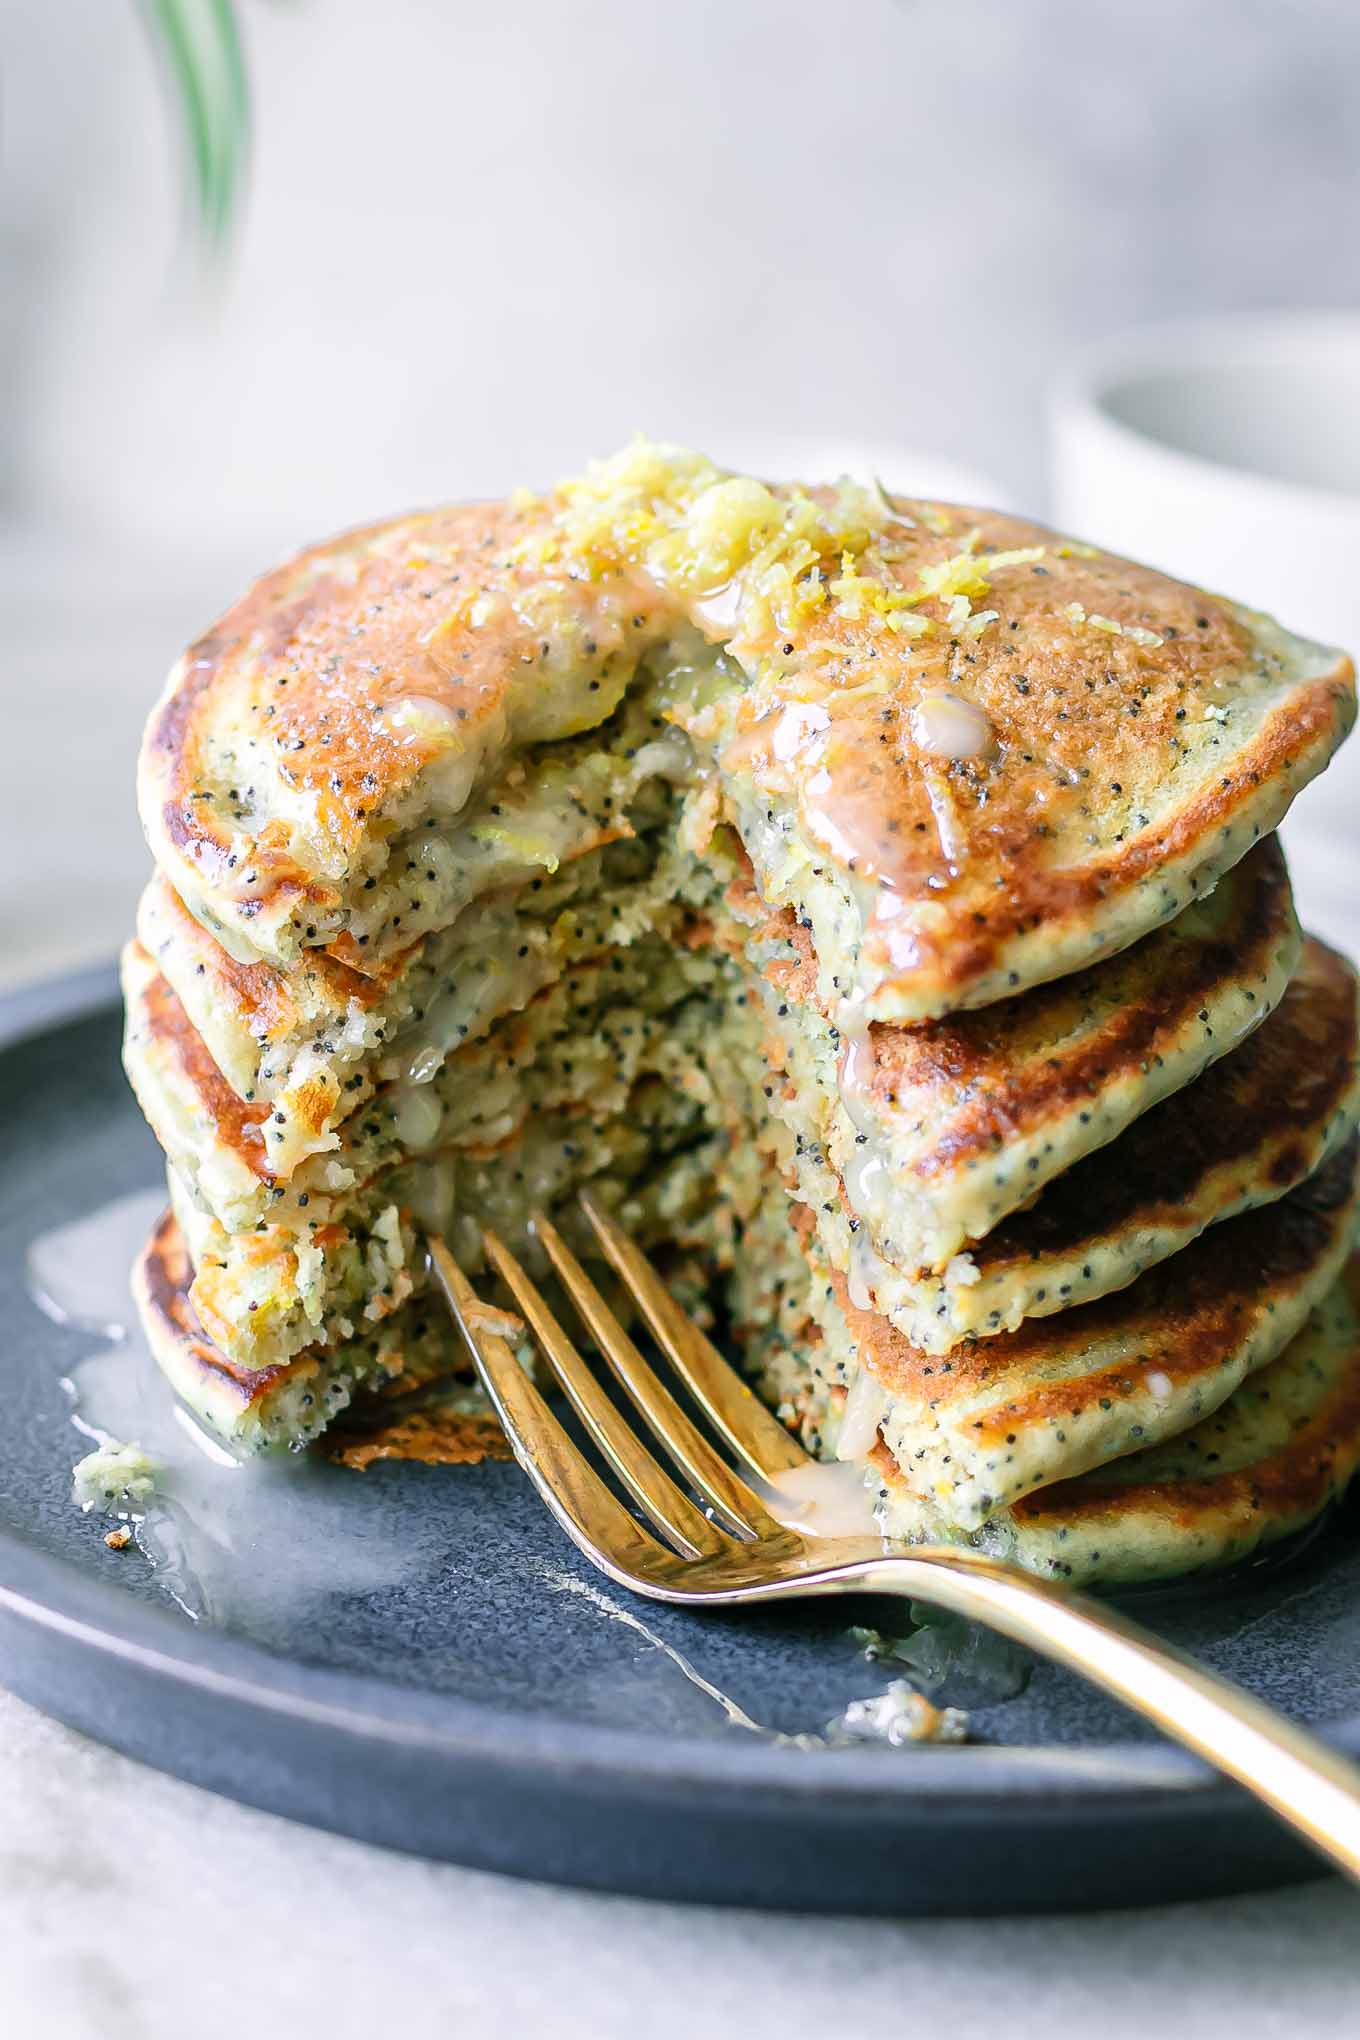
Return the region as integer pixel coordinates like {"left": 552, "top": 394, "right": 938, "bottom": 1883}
{"left": 3, "top": 961, "right": 1358, "bottom": 1824}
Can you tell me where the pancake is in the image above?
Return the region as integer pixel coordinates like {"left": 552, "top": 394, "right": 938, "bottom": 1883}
{"left": 136, "top": 730, "right": 713, "bottom": 1180}
{"left": 875, "top": 1259, "right": 1360, "bottom": 1586}
{"left": 139, "top": 442, "right": 1352, "bottom": 1022}
{"left": 743, "top": 832, "right": 1299, "bottom": 1285}
{"left": 122, "top": 440, "right": 1359, "bottom": 1557}
{"left": 127, "top": 867, "right": 1327, "bottom": 1403}
{"left": 138, "top": 1060, "right": 815, "bottom": 1460}
{"left": 841, "top": 1140, "right": 1360, "bottom": 1526}
{"left": 870, "top": 935, "right": 1360, "bottom": 1351}
{"left": 134, "top": 1207, "right": 464, "bottom": 1449}
{"left": 128, "top": 923, "right": 775, "bottom": 1378}
{"left": 137, "top": 496, "right": 681, "bottom": 972}
{"left": 137, "top": 806, "right": 1299, "bottom": 1267}
{"left": 122, "top": 915, "right": 738, "bottom": 1238}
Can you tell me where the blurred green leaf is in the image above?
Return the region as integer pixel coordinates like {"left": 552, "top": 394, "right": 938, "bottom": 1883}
{"left": 139, "top": 0, "right": 250, "bottom": 244}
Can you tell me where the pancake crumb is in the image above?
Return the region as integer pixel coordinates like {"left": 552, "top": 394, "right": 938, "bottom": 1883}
{"left": 828, "top": 1679, "right": 969, "bottom": 1747}
{"left": 326, "top": 1409, "right": 512, "bottom": 1471}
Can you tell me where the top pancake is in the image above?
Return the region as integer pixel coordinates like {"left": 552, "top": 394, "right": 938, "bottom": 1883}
{"left": 137, "top": 496, "right": 684, "bottom": 971}
{"left": 139, "top": 441, "right": 1353, "bottom": 1020}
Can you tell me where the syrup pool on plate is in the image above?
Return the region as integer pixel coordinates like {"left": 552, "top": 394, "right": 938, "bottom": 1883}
{"left": 25, "top": 1188, "right": 1022, "bottom": 1738}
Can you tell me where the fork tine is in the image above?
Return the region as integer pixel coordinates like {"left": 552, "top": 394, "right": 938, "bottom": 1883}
{"left": 530, "top": 1214, "right": 787, "bottom": 1542}
{"left": 480, "top": 1228, "right": 730, "bottom": 1561}
{"left": 425, "top": 1237, "right": 670, "bottom": 1581}
{"left": 577, "top": 1190, "right": 810, "bottom": 1479}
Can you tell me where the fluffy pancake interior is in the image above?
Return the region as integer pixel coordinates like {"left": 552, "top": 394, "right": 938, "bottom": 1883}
{"left": 139, "top": 657, "right": 733, "bottom": 1182}
{"left": 134, "top": 1206, "right": 468, "bottom": 1451}
{"left": 164, "top": 926, "right": 774, "bottom": 1380}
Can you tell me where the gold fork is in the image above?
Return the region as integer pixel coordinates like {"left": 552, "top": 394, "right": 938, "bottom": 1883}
{"left": 426, "top": 1197, "right": 1360, "bottom": 1882}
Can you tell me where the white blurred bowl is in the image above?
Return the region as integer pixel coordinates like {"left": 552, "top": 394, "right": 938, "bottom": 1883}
{"left": 1050, "top": 312, "right": 1360, "bottom": 952}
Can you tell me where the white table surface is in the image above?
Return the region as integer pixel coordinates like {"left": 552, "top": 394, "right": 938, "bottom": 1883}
{"left": 2, "top": 532, "right": 1358, "bottom": 2037}
{"left": 2, "top": 1680, "right": 1357, "bottom": 2040}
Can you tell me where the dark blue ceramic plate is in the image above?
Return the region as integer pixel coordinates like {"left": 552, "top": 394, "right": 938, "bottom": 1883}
{"left": 1, "top": 969, "right": 1356, "bottom": 1914}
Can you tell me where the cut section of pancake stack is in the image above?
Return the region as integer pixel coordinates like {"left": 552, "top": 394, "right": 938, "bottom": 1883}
{"left": 123, "top": 441, "right": 1360, "bottom": 1587}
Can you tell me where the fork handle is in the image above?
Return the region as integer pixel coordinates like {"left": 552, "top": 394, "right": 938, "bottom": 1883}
{"left": 848, "top": 1549, "right": 1360, "bottom": 1881}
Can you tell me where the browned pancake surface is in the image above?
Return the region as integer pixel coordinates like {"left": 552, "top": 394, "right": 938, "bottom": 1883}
{"left": 971, "top": 933, "right": 1360, "bottom": 1282}
{"left": 857, "top": 1143, "right": 1360, "bottom": 1427}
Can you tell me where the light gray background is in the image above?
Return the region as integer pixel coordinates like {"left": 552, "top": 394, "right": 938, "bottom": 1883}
{"left": 8, "top": 0, "right": 1360, "bottom": 533}
{"left": 4, "top": 0, "right": 1359, "bottom": 983}
{"left": 2, "top": 1, "right": 1358, "bottom": 2028}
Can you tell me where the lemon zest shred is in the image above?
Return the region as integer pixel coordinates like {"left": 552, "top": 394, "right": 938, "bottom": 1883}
{"left": 977, "top": 545, "right": 1048, "bottom": 575}
{"left": 511, "top": 440, "right": 1063, "bottom": 664}
{"left": 891, "top": 538, "right": 1048, "bottom": 624}
{"left": 1063, "top": 600, "right": 1164, "bottom": 649}
{"left": 518, "top": 438, "right": 904, "bottom": 643}
{"left": 829, "top": 554, "right": 933, "bottom": 636}
{"left": 827, "top": 674, "right": 897, "bottom": 706}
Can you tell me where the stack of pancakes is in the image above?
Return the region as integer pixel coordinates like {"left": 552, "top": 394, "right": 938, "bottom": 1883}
{"left": 124, "top": 441, "right": 1360, "bottom": 1585}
